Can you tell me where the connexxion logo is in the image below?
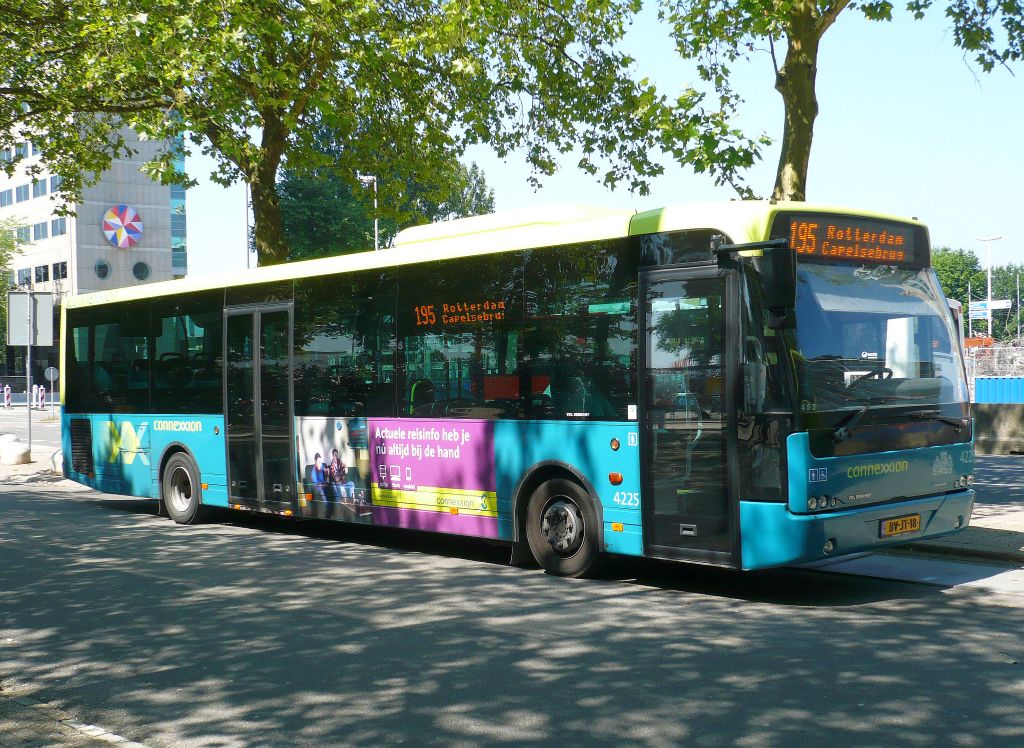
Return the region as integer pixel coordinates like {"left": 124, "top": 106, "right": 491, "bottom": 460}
{"left": 153, "top": 420, "right": 203, "bottom": 432}
{"left": 107, "top": 421, "right": 149, "bottom": 466}
{"left": 846, "top": 460, "right": 909, "bottom": 479}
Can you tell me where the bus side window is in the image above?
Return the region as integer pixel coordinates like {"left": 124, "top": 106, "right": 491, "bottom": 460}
{"left": 398, "top": 253, "right": 524, "bottom": 420}
{"left": 65, "top": 316, "right": 93, "bottom": 412}
{"left": 151, "top": 292, "right": 223, "bottom": 414}
{"left": 523, "top": 239, "right": 638, "bottom": 421}
{"left": 294, "top": 270, "right": 397, "bottom": 419}
{"left": 87, "top": 300, "right": 150, "bottom": 411}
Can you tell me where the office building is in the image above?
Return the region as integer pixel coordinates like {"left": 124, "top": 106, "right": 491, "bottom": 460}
{"left": 2, "top": 128, "right": 187, "bottom": 380}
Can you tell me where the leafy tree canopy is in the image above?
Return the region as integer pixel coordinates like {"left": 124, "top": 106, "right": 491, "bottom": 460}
{"left": 0, "top": 217, "right": 25, "bottom": 366}
{"left": 932, "top": 247, "right": 985, "bottom": 309}
{"left": 2, "top": 0, "right": 762, "bottom": 265}
{"left": 659, "top": 0, "right": 1023, "bottom": 200}
{"left": 0, "top": 218, "right": 19, "bottom": 276}
{"left": 933, "top": 247, "right": 1023, "bottom": 341}
{"left": 280, "top": 151, "right": 495, "bottom": 261}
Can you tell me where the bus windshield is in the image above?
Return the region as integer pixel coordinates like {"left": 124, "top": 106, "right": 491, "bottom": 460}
{"left": 792, "top": 262, "right": 968, "bottom": 423}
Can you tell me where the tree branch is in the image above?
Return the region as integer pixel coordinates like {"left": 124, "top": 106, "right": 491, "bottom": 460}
{"left": 817, "top": 0, "right": 853, "bottom": 36}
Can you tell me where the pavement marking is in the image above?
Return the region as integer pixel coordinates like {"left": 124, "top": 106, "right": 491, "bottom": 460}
{"left": 62, "top": 719, "right": 150, "bottom": 747}
{"left": 0, "top": 688, "right": 151, "bottom": 748}
{"left": 809, "top": 552, "right": 1024, "bottom": 593}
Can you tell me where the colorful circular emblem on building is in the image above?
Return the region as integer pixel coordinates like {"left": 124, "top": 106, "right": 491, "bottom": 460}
{"left": 102, "top": 204, "right": 144, "bottom": 248}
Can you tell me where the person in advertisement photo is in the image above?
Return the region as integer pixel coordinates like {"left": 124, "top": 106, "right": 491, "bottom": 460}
{"left": 298, "top": 417, "right": 372, "bottom": 521}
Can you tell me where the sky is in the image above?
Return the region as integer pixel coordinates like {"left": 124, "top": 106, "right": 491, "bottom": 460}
{"left": 185, "top": 6, "right": 1023, "bottom": 278}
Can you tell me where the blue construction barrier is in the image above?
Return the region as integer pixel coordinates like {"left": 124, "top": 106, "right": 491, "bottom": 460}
{"left": 975, "top": 377, "right": 1024, "bottom": 404}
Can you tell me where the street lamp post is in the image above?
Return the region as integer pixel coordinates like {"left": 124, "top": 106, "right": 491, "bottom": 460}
{"left": 978, "top": 235, "right": 1002, "bottom": 339}
{"left": 358, "top": 174, "right": 379, "bottom": 251}
{"left": 968, "top": 280, "right": 973, "bottom": 338}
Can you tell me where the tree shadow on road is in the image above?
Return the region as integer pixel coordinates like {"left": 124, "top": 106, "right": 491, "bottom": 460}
{"left": 2, "top": 486, "right": 1022, "bottom": 748}
{"left": 973, "top": 455, "right": 1024, "bottom": 507}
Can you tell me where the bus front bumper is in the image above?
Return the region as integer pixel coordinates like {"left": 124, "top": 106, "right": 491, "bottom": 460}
{"left": 738, "top": 490, "right": 975, "bottom": 570}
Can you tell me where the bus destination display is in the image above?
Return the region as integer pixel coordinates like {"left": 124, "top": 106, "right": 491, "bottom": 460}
{"left": 778, "top": 214, "right": 920, "bottom": 266}
{"left": 414, "top": 299, "right": 507, "bottom": 327}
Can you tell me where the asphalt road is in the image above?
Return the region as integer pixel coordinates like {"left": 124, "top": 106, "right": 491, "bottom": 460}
{"left": 2, "top": 476, "right": 1023, "bottom": 747}
{"left": 0, "top": 405, "right": 62, "bottom": 456}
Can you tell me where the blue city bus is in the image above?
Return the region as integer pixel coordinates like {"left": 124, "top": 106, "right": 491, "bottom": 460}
{"left": 61, "top": 202, "right": 975, "bottom": 576}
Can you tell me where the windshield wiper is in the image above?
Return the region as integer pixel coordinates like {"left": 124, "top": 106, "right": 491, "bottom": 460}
{"left": 908, "top": 409, "right": 968, "bottom": 432}
{"left": 832, "top": 404, "right": 870, "bottom": 443}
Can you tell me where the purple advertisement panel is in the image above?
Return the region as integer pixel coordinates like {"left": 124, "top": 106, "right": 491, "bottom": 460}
{"left": 368, "top": 419, "right": 498, "bottom": 538}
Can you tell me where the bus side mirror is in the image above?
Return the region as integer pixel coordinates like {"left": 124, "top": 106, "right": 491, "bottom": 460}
{"left": 760, "top": 247, "right": 796, "bottom": 329}
{"left": 714, "top": 238, "right": 796, "bottom": 329}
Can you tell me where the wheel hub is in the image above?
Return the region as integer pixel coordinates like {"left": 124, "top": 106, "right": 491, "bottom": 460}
{"left": 168, "top": 466, "right": 193, "bottom": 513}
{"left": 541, "top": 499, "right": 583, "bottom": 554}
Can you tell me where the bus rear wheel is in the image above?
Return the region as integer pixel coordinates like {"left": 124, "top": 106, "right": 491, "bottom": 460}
{"left": 525, "top": 479, "right": 599, "bottom": 578}
{"left": 162, "top": 452, "right": 204, "bottom": 525}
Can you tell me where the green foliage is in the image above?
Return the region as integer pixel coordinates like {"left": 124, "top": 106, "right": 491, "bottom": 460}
{"left": 989, "top": 262, "right": 1024, "bottom": 340}
{"left": 0, "top": 1, "right": 162, "bottom": 211}
{"left": 280, "top": 158, "right": 495, "bottom": 262}
{"left": 279, "top": 172, "right": 372, "bottom": 262}
{"left": 658, "top": 0, "right": 1023, "bottom": 198}
{"left": 3, "top": 0, "right": 733, "bottom": 265}
{"left": 7, "top": 1, "right": 1017, "bottom": 254}
{"left": 0, "top": 218, "right": 19, "bottom": 276}
{"left": 0, "top": 217, "right": 25, "bottom": 367}
{"left": 932, "top": 246, "right": 985, "bottom": 309}
{"left": 933, "top": 247, "right": 1024, "bottom": 341}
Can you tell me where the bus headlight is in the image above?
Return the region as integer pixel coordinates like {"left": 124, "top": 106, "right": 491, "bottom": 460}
{"left": 817, "top": 496, "right": 830, "bottom": 510}
{"left": 808, "top": 497, "right": 818, "bottom": 511}
{"left": 966, "top": 474, "right": 974, "bottom": 486}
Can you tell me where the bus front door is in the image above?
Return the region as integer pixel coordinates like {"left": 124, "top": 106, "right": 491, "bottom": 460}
{"left": 640, "top": 267, "right": 736, "bottom": 565}
{"left": 224, "top": 306, "right": 295, "bottom": 510}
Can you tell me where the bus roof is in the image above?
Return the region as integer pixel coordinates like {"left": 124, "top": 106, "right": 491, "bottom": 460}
{"left": 65, "top": 200, "right": 925, "bottom": 310}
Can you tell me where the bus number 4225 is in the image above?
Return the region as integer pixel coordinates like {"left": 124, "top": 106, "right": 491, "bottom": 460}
{"left": 613, "top": 491, "right": 639, "bottom": 507}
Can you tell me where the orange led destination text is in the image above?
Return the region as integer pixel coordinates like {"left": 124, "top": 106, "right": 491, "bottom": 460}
{"left": 790, "top": 220, "right": 907, "bottom": 263}
{"left": 414, "top": 299, "right": 507, "bottom": 326}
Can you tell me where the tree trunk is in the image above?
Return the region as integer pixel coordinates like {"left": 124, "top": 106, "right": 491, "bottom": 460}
{"left": 772, "top": 2, "right": 822, "bottom": 202}
{"left": 250, "top": 172, "right": 288, "bottom": 266}
{"left": 249, "top": 112, "right": 289, "bottom": 266}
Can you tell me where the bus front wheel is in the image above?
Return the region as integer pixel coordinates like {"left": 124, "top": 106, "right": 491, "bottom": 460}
{"left": 162, "top": 452, "right": 204, "bottom": 525}
{"left": 525, "top": 479, "right": 599, "bottom": 578}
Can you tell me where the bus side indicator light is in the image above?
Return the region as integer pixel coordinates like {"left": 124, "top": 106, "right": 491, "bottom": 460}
{"left": 612, "top": 523, "right": 624, "bottom": 532}
{"left": 451, "top": 507, "right": 459, "bottom": 515}
{"left": 201, "top": 483, "right": 208, "bottom": 490}
{"left": 610, "top": 438, "right": 620, "bottom": 451}
{"left": 609, "top": 472, "right": 623, "bottom": 485}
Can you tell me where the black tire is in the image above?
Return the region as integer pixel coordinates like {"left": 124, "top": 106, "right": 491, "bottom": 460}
{"left": 162, "top": 452, "right": 204, "bottom": 525}
{"left": 524, "top": 478, "right": 600, "bottom": 578}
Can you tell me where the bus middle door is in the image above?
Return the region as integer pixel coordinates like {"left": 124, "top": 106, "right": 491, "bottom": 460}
{"left": 224, "top": 305, "right": 295, "bottom": 511}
